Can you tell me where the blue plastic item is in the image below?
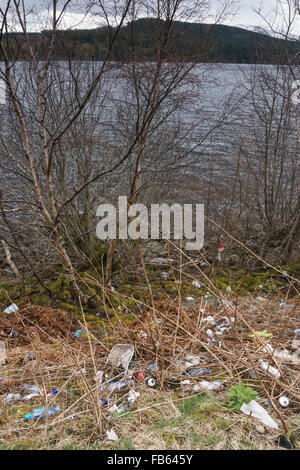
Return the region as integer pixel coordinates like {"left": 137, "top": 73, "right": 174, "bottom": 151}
{"left": 74, "top": 329, "right": 83, "bottom": 338}
{"left": 187, "top": 367, "right": 211, "bottom": 377}
{"left": 24, "top": 405, "right": 59, "bottom": 421}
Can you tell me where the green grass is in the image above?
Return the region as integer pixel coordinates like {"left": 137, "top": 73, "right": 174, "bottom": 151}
{"left": 154, "top": 417, "right": 182, "bottom": 429}
{"left": 177, "top": 394, "right": 206, "bottom": 417}
{"left": 117, "top": 437, "right": 136, "bottom": 450}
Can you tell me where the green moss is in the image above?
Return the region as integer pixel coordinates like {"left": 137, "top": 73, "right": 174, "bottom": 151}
{"left": 31, "top": 293, "right": 51, "bottom": 306}
{"left": 81, "top": 312, "right": 98, "bottom": 322}
{"left": 279, "top": 262, "right": 300, "bottom": 275}
{"left": 1, "top": 260, "right": 298, "bottom": 323}
{"left": 123, "top": 297, "right": 137, "bottom": 309}
{"left": 208, "top": 267, "right": 289, "bottom": 294}
{"left": 118, "top": 313, "right": 137, "bottom": 325}
{"left": 60, "top": 302, "right": 78, "bottom": 312}
{"left": 49, "top": 275, "right": 67, "bottom": 294}
{"left": 0, "top": 290, "right": 8, "bottom": 304}
{"left": 49, "top": 344, "right": 63, "bottom": 350}
{"left": 0, "top": 282, "right": 11, "bottom": 290}
{"left": 102, "top": 335, "right": 117, "bottom": 344}
{"left": 8, "top": 404, "right": 30, "bottom": 421}
{"left": 0, "top": 282, "right": 21, "bottom": 304}
{"left": 160, "top": 281, "right": 177, "bottom": 292}
{"left": 78, "top": 416, "right": 94, "bottom": 426}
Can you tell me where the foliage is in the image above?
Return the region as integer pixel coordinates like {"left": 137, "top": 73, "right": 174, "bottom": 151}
{"left": 226, "top": 381, "right": 257, "bottom": 411}
{"left": 2, "top": 19, "right": 300, "bottom": 64}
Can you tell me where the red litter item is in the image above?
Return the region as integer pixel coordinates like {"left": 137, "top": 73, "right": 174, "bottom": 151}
{"left": 218, "top": 241, "right": 224, "bottom": 252}
{"left": 137, "top": 371, "right": 145, "bottom": 381}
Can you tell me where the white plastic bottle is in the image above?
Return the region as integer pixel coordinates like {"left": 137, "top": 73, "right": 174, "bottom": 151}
{"left": 258, "top": 360, "right": 281, "bottom": 379}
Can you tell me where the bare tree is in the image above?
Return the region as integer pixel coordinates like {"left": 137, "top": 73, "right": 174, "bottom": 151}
{"left": 0, "top": 0, "right": 133, "bottom": 300}
{"left": 99, "top": 0, "right": 238, "bottom": 280}
{"left": 237, "top": 0, "right": 300, "bottom": 263}
{"left": 0, "top": 0, "right": 238, "bottom": 299}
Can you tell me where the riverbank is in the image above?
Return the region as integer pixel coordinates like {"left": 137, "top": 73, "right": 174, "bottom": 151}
{"left": 0, "top": 261, "right": 299, "bottom": 450}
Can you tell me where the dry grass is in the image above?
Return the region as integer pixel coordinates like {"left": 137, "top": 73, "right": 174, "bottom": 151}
{"left": 0, "top": 240, "right": 300, "bottom": 450}
{"left": 0, "top": 293, "right": 299, "bottom": 450}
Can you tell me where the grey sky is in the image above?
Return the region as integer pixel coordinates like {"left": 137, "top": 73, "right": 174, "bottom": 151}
{"left": 19, "top": 0, "right": 279, "bottom": 22}
{"left": 236, "top": 0, "right": 275, "bottom": 24}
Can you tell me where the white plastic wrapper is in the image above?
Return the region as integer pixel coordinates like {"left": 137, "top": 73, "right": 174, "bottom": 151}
{"left": 106, "top": 344, "right": 134, "bottom": 370}
{"left": 240, "top": 400, "right": 278, "bottom": 430}
{"left": 192, "top": 281, "right": 201, "bottom": 288}
{"left": 106, "top": 429, "right": 118, "bottom": 441}
{"left": 3, "top": 303, "right": 19, "bottom": 314}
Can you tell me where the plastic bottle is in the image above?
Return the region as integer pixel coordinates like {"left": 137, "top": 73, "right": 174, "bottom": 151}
{"left": 107, "top": 378, "right": 133, "bottom": 392}
{"left": 23, "top": 384, "right": 41, "bottom": 400}
{"left": 187, "top": 367, "right": 211, "bottom": 377}
{"left": 100, "top": 398, "right": 110, "bottom": 407}
{"left": 116, "top": 400, "right": 135, "bottom": 413}
{"left": 47, "top": 388, "right": 58, "bottom": 397}
{"left": 258, "top": 360, "right": 281, "bottom": 379}
{"left": 24, "top": 405, "right": 60, "bottom": 421}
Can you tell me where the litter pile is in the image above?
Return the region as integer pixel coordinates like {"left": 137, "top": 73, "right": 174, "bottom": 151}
{"left": 110, "top": 299, "right": 300, "bottom": 403}
{"left": 0, "top": 295, "right": 299, "bottom": 447}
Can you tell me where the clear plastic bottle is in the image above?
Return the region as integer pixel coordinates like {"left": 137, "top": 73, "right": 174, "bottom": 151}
{"left": 24, "top": 405, "right": 60, "bottom": 420}
{"left": 258, "top": 360, "right": 281, "bottom": 379}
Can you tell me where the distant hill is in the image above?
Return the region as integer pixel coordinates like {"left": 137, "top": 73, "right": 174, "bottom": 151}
{"left": 2, "top": 18, "right": 300, "bottom": 64}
